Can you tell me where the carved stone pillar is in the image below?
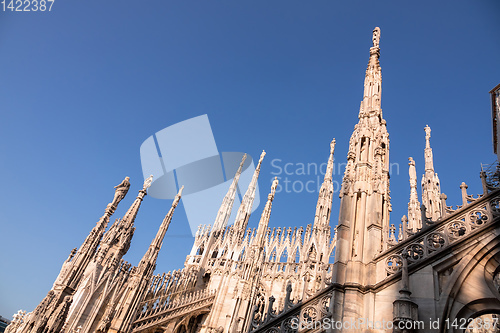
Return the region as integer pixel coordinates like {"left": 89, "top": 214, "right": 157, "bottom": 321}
{"left": 392, "top": 254, "right": 418, "bottom": 332}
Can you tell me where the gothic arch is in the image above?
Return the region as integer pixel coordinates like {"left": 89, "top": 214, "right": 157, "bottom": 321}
{"left": 454, "top": 299, "right": 500, "bottom": 333}
{"left": 438, "top": 230, "right": 500, "bottom": 332}
{"left": 172, "top": 309, "right": 209, "bottom": 333}
{"left": 279, "top": 247, "right": 288, "bottom": 263}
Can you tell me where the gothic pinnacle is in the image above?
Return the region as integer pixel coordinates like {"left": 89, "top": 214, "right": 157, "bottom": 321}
{"left": 313, "top": 139, "right": 336, "bottom": 232}
{"left": 407, "top": 157, "right": 422, "bottom": 232}
{"left": 234, "top": 150, "right": 266, "bottom": 231}
{"left": 122, "top": 175, "right": 153, "bottom": 226}
{"left": 425, "top": 125, "right": 431, "bottom": 149}
{"left": 212, "top": 154, "right": 247, "bottom": 231}
{"left": 360, "top": 27, "right": 382, "bottom": 118}
{"left": 324, "top": 138, "right": 336, "bottom": 182}
{"left": 139, "top": 185, "right": 183, "bottom": 271}
{"left": 255, "top": 177, "right": 279, "bottom": 244}
{"left": 421, "top": 125, "right": 441, "bottom": 221}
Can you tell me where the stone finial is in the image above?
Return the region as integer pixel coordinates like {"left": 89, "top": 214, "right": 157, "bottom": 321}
{"left": 408, "top": 157, "right": 417, "bottom": 187}
{"left": 174, "top": 186, "right": 184, "bottom": 206}
{"left": 424, "top": 125, "right": 431, "bottom": 148}
{"left": 440, "top": 193, "right": 448, "bottom": 217}
{"left": 372, "top": 27, "right": 381, "bottom": 48}
{"left": 143, "top": 175, "right": 154, "bottom": 190}
{"left": 108, "top": 176, "right": 131, "bottom": 212}
{"left": 270, "top": 177, "right": 279, "bottom": 197}
{"left": 259, "top": 150, "right": 266, "bottom": 163}
{"left": 330, "top": 138, "right": 336, "bottom": 154}
{"left": 389, "top": 224, "right": 396, "bottom": 243}
{"left": 460, "top": 182, "right": 468, "bottom": 207}
{"left": 480, "top": 170, "right": 488, "bottom": 194}
{"left": 401, "top": 215, "right": 409, "bottom": 239}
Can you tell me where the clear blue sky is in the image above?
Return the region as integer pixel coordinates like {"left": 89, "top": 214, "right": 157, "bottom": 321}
{"left": 0, "top": 0, "right": 499, "bottom": 318}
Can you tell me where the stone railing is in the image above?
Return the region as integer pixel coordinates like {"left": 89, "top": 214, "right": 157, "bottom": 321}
{"left": 377, "top": 189, "right": 500, "bottom": 278}
{"left": 250, "top": 284, "right": 333, "bottom": 333}
{"left": 131, "top": 288, "right": 216, "bottom": 332}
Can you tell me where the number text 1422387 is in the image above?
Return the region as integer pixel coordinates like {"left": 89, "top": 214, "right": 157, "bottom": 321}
{"left": 2, "top": 0, "right": 54, "bottom": 12}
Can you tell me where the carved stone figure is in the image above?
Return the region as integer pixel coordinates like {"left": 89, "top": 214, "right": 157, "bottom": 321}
{"left": 142, "top": 174, "right": 154, "bottom": 190}
{"left": 408, "top": 157, "right": 417, "bottom": 188}
{"left": 372, "top": 27, "right": 380, "bottom": 48}
{"left": 110, "top": 176, "right": 130, "bottom": 209}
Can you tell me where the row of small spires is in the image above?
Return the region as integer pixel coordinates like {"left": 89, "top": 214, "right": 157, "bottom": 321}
{"left": 196, "top": 223, "right": 330, "bottom": 244}
{"left": 389, "top": 179, "right": 487, "bottom": 245}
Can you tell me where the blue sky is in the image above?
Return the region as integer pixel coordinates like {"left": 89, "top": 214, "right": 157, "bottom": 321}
{"left": 0, "top": 0, "right": 499, "bottom": 318}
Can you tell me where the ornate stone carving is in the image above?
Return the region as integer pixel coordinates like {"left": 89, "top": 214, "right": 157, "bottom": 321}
{"left": 372, "top": 27, "right": 380, "bottom": 48}
{"left": 108, "top": 176, "right": 130, "bottom": 211}
{"left": 143, "top": 174, "right": 153, "bottom": 190}
{"left": 385, "top": 193, "right": 497, "bottom": 276}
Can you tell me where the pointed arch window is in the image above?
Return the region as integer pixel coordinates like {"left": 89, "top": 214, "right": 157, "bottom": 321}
{"left": 269, "top": 247, "right": 277, "bottom": 262}
{"left": 280, "top": 248, "right": 288, "bottom": 263}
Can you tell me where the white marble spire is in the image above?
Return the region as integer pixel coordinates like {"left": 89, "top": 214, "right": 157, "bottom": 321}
{"left": 234, "top": 151, "right": 266, "bottom": 231}
{"left": 338, "top": 27, "right": 391, "bottom": 261}
{"left": 212, "top": 154, "right": 247, "bottom": 231}
{"left": 359, "top": 27, "right": 382, "bottom": 118}
{"left": 421, "top": 125, "right": 441, "bottom": 221}
{"left": 255, "top": 177, "right": 279, "bottom": 246}
{"left": 313, "top": 139, "right": 335, "bottom": 231}
{"left": 407, "top": 157, "right": 422, "bottom": 232}
{"left": 138, "top": 186, "right": 183, "bottom": 274}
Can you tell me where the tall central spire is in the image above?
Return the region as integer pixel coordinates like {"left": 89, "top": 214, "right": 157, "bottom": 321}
{"left": 331, "top": 26, "right": 391, "bottom": 329}
{"left": 359, "top": 27, "right": 382, "bottom": 119}
{"left": 337, "top": 26, "right": 390, "bottom": 264}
